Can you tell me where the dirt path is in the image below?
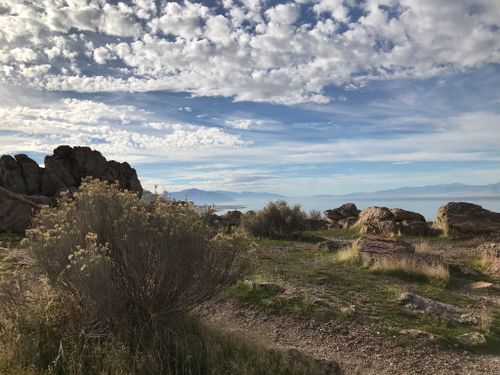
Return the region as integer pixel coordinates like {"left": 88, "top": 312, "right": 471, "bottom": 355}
{"left": 202, "top": 300, "right": 500, "bottom": 375}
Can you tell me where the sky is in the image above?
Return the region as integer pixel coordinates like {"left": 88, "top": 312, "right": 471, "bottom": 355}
{"left": 0, "top": 0, "right": 499, "bottom": 195}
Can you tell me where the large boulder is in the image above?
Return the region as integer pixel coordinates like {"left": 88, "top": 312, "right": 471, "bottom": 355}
{"left": 0, "top": 155, "right": 27, "bottom": 194}
{"left": 41, "top": 146, "right": 142, "bottom": 196}
{"left": 355, "top": 235, "right": 415, "bottom": 259}
{"left": 354, "top": 206, "right": 429, "bottom": 236}
{"left": 324, "top": 203, "right": 360, "bottom": 228}
{"left": 0, "top": 186, "right": 40, "bottom": 232}
{"left": 433, "top": 202, "right": 500, "bottom": 238}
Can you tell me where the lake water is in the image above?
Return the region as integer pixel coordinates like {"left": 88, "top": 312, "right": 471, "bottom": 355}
{"left": 215, "top": 197, "right": 500, "bottom": 220}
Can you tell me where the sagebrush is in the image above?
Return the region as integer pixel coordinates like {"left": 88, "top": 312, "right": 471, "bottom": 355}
{"left": 241, "top": 200, "right": 307, "bottom": 239}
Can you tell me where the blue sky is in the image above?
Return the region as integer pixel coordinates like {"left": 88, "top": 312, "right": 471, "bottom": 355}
{"left": 0, "top": 1, "right": 499, "bottom": 195}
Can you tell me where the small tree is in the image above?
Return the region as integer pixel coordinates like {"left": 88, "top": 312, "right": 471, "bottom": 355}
{"left": 241, "top": 200, "right": 306, "bottom": 239}
{"left": 26, "top": 179, "right": 245, "bottom": 338}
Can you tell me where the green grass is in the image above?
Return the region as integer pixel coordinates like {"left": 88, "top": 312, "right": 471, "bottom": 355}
{"left": 227, "top": 238, "right": 500, "bottom": 353}
{"left": 312, "top": 227, "right": 360, "bottom": 240}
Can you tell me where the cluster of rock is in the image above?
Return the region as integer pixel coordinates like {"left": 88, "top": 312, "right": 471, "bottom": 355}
{"left": 323, "top": 202, "right": 500, "bottom": 238}
{"left": 0, "top": 146, "right": 143, "bottom": 232}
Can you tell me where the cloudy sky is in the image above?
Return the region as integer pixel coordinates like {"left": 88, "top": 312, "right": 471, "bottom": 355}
{"left": 0, "top": 0, "right": 499, "bottom": 195}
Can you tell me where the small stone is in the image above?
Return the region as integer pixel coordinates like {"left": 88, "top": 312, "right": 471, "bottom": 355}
{"left": 243, "top": 280, "right": 284, "bottom": 293}
{"left": 456, "top": 332, "right": 487, "bottom": 346}
{"left": 340, "top": 305, "right": 356, "bottom": 314}
{"left": 470, "top": 281, "right": 500, "bottom": 290}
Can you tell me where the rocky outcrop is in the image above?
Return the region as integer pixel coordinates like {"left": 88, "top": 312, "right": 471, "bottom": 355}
{"left": 0, "top": 186, "right": 40, "bottom": 232}
{"left": 324, "top": 203, "right": 360, "bottom": 228}
{"left": 434, "top": 202, "right": 500, "bottom": 238}
{"left": 399, "top": 292, "right": 479, "bottom": 324}
{"left": 41, "top": 146, "right": 142, "bottom": 196}
{"left": 354, "top": 206, "right": 429, "bottom": 236}
{"left": 0, "top": 146, "right": 142, "bottom": 198}
{"left": 355, "top": 235, "right": 415, "bottom": 259}
{"left": 0, "top": 146, "right": 143, "bottom": 232}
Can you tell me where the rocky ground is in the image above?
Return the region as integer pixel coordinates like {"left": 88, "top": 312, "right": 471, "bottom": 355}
{"left": 200, "top": 232, "right": 500, "bottom": 375}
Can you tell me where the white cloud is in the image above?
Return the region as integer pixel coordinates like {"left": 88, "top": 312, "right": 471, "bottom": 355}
{"left": 0, "top": 97, "right": 252, "bottom": 162}
{"left": 0, "top": 1, "right": 498, "bottom": 104}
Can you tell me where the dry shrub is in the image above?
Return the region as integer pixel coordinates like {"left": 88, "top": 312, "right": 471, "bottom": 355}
{"left": 26, "top": 179, "right": 246, "bottom": 338}
{"left": 308, "top": 209, "right": 323, "bottom": 220}
{"left": 241, "top": 200, "right": 307, "bottom": 239}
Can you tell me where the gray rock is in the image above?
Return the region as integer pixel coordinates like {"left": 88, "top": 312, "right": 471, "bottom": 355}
{"left": 399, "top": 292, "right": 479, "bottom": 324}
{"left": 456, "top": 332, "right": 487, "bottom": 346}
{"left": 434, "top": 202, "right": 500, "bottom": 238}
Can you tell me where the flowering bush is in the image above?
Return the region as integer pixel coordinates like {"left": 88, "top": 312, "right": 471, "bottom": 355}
{"left": 26, "top": 179, "right": 246, "bottom": 336}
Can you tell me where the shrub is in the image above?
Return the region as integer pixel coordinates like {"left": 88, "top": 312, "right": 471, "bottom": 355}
{"left": 241, "top": 200, "right": 307, "bottom": 239}
{"left": 25, "top": 179, "right": 246, "bottom": 338}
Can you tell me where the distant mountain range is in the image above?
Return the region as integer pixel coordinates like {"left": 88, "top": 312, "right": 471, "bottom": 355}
{"left": 324, "top": 182, "right": 500, "bottom": 199}
{"left": 165, "top": 188, "right": 284, "bottom": 203}
{"left": 144, "top": 182, "right": 500, "bottom": 204}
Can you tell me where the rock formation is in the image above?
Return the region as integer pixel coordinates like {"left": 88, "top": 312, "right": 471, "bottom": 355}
{"left": 434, "top": 202, "right": 500, "bottom": 238}
{"left": 354, "top": 206, "right": 429, "bottom": 236}
{"left": 355, "top": 235, "right": 415, "bottom": 259}
{"left": 0, "top": 186, "right": 40, "bottom": 232}
{"left": 324, "top": 203, "right": 360, "bottom": 228}
{"left": 0, "top": 146, "right": 143, "bottom": 232}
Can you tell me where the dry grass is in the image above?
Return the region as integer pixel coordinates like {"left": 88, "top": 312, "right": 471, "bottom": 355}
{"left": 334, "top": 244, "right": 449, "bottom": 284}
{"left": 334, "top": 245, "right": 360, "bottom": 264}
{"left": 415, "top": 240, "right": 431, "bottom": 254}
{"left": 479, "top": 248, "right": 499, "bottom": 272}
{"left": 370, "top": 256, "right": 449, "bottom": 284}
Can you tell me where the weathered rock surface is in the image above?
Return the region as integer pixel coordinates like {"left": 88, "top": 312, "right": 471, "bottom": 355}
{"left": 0, "top": 146, "right": 143, "bottom": 233}
{"left": 324, "top": 203, "right": 360, "bottom": 228}
{"left": 399, "top": 292, "right": 479, "bottom": 324}
{"left": 456, "top": 332, "right": 486, "bottom": 346}
{"left": 355, "top": 206, "right": 429, "bottom": 236}
{"left": 0, "top": 146, "right": 142, "bottom": 198}
{"left": 0, "top": 186, "right": 40, "bottom": 232}
{"left": 434, "top": 202, "right": 500, "bottom": 238}
{"left": 355, "top": 235, "right": 415, "bottom": 259}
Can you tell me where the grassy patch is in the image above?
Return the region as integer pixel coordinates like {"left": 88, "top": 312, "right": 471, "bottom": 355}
{"left": 313, "top": 227, "right": 360, "bottom": 240}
